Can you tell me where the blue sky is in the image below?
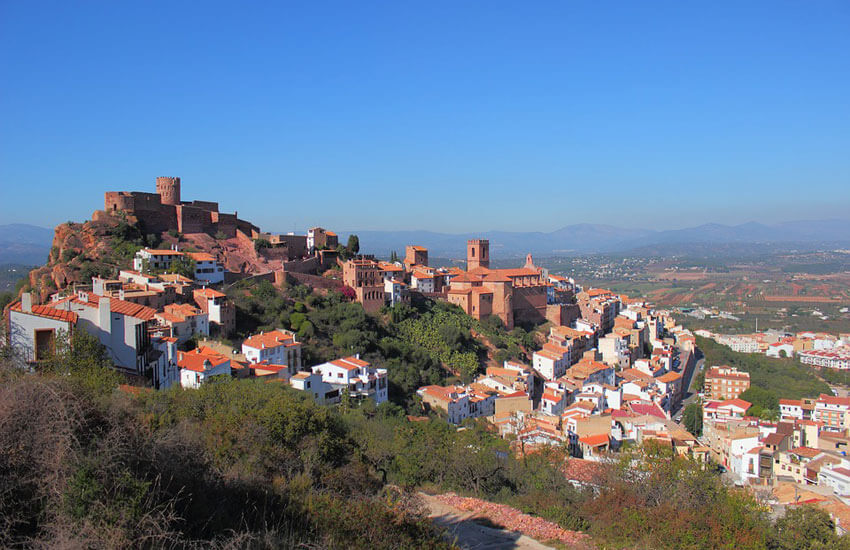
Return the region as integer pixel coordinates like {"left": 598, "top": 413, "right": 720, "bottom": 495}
{"left": 1, "top": 1, "right": 848, "bottom": 233}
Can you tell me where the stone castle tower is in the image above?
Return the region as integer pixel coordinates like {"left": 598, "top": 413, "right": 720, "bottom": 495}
{"left": 467, "top": 239, "right": 490, "bottom": 271}
{"left": 155, "top": 176, "right": 181, "bottom": 206}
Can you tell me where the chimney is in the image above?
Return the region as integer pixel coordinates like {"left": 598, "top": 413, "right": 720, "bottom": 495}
{"left": 21, "top": 292, "right": 32, "bottom": 313}
{"left": 203, "top": 359, "right": 211, "bottom": 370}
{"left": 98, "top": 297, "right": 111, "bottom": 329}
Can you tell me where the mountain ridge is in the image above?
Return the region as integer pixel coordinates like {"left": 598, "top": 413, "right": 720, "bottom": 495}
{"left": 5, "top": 219, "right": 850, "bottom": 262}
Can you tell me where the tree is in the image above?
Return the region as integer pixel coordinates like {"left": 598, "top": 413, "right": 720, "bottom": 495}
{"left": 346, "top": 234, "right": 360, "bottom": 255}
{"left": 682, "top": 403, "right": 703, "bottom": 436}
{"left": 389, "top": 251, "right": 399, "bottom": 263}
{"left": 740, "top": 386, "right": 779, "bottom": 413}
{"left": 253, "top": 238, "right": 271, "bottom": 252}
{"left": 770, "top": 505, "right": 847, "bottom": 550}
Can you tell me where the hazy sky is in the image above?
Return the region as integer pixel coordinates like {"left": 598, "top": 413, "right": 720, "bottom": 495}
{"left": 1, "top": 1, "right": 848, "bottom": 233}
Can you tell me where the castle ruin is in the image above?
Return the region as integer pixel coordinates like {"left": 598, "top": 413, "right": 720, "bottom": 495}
{"left": 103, "top": 176, "right": 258, "bottom": 237}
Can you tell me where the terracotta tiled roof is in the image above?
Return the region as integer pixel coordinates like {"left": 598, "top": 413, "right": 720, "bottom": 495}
{"left": 187, "top": 252, "right": 216, "bottom": 262}
{"left": 9, "top": 301, "right": 78, "bottom": 323}
{"left": 329, "top": 356, "right": 370, "bottom": 371}
{"left": 178, "top": 347, "right": 230, "bottom": 372}
{"left": 817, "top": 394, "right": 850, "bottom": 407}
{"left": 579, "top": 433, "right": 609, "bottom": 447}
{"left": 195, "top": 288, "right": 226, "bottom": 298}
{"left": 242, "top": 330, "right": 296, "bottom": 350}
{"left": 72, "top": 294, "right": 156, "bottom": 321}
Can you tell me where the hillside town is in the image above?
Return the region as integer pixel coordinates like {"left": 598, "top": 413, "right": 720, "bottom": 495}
{"left": 5, "top": 175, "right": 850, "bottom": 537}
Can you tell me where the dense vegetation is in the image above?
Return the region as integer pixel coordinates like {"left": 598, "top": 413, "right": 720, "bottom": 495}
{"left": 0, "top": 336, "right": 452, "bottom": 549}
{"left": 696, "top": 336, "right": 831, "bottom": 406}
{"left": 4, "top": 347, "right": 847, "bottom": 549}
{"left": 226, "top": 279, "right": 537, "bottom": 407}
{"left": 4, "top": 321, "right": 850, "bottom": 548}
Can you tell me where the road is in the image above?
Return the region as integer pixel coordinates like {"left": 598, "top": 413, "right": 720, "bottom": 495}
{"left": 421, "top": 493, "right": 556, "bottom": 550}
{"left": 671, "top": 348, "right": 704, "bottom": 419}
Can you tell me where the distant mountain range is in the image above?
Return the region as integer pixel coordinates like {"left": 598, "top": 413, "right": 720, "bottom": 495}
{"left": 3, "top": 219, "right": 850, "bottom": 265}
{"left": 0, "top": 224, "right": 54, "bottom": 265}
{"left": 340, "top": 219, "right": 850, "bottom": 258}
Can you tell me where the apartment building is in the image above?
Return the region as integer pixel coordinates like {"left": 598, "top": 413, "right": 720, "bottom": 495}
{"left": 704, "top": 366, "right": 751, "bottom": 400}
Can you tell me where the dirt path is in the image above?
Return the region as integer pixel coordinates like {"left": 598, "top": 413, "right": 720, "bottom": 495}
{"left": 421, "top": 493, "right": 556, "bottom": 550}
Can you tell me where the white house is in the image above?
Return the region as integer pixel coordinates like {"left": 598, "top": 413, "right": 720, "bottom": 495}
{"left": 533, "top": 349, "right": 567, "bottom": 380}
{"left": 731, "top": 442, "right": 764, "bottom": 486}
{"left": 417, "top": 385, "right": 470, "bottom": 424}
{"left": 290, "top": 372, "right": 340, "bottom": 405}
{"left": 818, "top": 466, "right": 850, "bottom": 497}
{"left": 703, "top": 398, "right": 752, "bottom": 425}
{"left": 541, "top": 384, "right": 568, "bottom": 416}
{"left": 779, "top": 399, "right": 804, "bottom": 420}
{"left": 151, "top": 336, "right": 180, "bottom": 389}
{"left": 766, "top": 342, "right": 795, "bottom": 358}
{"left": 242, "top": 329, "right": 302, "bottom": 370}
{"left": 410, "top": 270, "right": 436, "bottom": 293}
{"left": 133, "top": 248, "right": 185, "bottom": 272}
{"left": 177, "top": 346, "right": 232, "bottom": 389}
{"left": 384, "top": 278, "right": 409, "bottom": 307}
{"left": 310, "top": 355, "right": 388, "bottom": 404}
{"left": 187, "top": 252, "right": 225, "bottom": 284}
{"left": 133, "top": 248, "right": 225, "bottom": 284}
{"left": 54, "top": 291, "right": 157, "bottom": 375}
{"left": 7, "top": 293, "right": 78, "bottom": 365}
{"left": 154, "top": 303, "right": 209, "bottom": 344}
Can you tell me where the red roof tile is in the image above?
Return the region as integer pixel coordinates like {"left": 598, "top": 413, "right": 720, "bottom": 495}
{"left": 9, "top": 301, "right": 78, "bottom": 323}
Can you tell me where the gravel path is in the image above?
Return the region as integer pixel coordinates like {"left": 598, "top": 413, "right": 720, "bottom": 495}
{"left": 421, "top": 493, "right": 557, "bottom": 550}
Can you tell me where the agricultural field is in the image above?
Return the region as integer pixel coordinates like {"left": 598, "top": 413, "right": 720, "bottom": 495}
{"left": 545, "top": 249, "right": 850, "bottom": 335}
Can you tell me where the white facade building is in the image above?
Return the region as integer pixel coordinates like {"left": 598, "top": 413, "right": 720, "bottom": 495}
{"left": 311, "top": 355, "right": 388, "bottom": 404}
{"left": 242, "top": 329, "right": 302, "bottom": 369}
{"left": 177, "top": 347, "right": 232, "bottom": 389}
{"left": 7, "top": 293, "right": 78, "bottom": 365}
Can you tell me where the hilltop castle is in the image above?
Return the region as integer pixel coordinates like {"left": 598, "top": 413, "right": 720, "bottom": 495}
{"left": 102, "top": 176, "right": 257, "bottom": 237}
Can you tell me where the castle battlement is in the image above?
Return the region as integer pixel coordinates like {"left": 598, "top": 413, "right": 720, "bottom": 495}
{"left": 103, "top": 176, "right": 257, "bottom": 238}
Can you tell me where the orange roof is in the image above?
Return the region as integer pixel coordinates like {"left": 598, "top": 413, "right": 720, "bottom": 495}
{"left": 586, "top": 288, "right": 614, "bottom": 297}
{"left": 719, "top": 398, "right": 752, "bottom": 410}
{"left": 450, "top": 273, "right": 483, "bottom": 283}
{"left": 579, "top": 433, "right": 609, "bottom": 447}
{"left": 328, "top": 356, "right": 370, "bottom": 371}
{"left": 780, "top": 399, "right": 803, "bottom": 406}
{"left": 818, "top": 394, "right": 850, "bottom": 407}
{"left": 9, "top": 301, "right": 78, "bottom": 323}
{"left": 242, "top": 330, "right": 296, "bottom": 350}
{"left": 178, "top": 347, "right": 230, "bottom": 372}
{"left": 187, "top": 252, "right": 216, "bottom": 262}
{"left": 494, "top": 268, "right": 540, "bottom": 278}
{"left": 542, "top": 388, "right": 564, "bottom": 401}
{"left": 657, "top": 371, "right": 682, "bottom": 383}
{"left": 194, "top": 288, "right": 226, "bottom": 298}
{"left": 470, "top": 287, "right": 493, "bottom": 295}
{"left": 159, "top": 273, "right": 194, "bottom": 283}
{"left": 72, "top": 294, "right": 156, "bottom": 321}
{"left": 789, "top": 447, "right": 821, "bottom": 459}
{"left": 535, "top": 349, "right": 562, "bottom": 361}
